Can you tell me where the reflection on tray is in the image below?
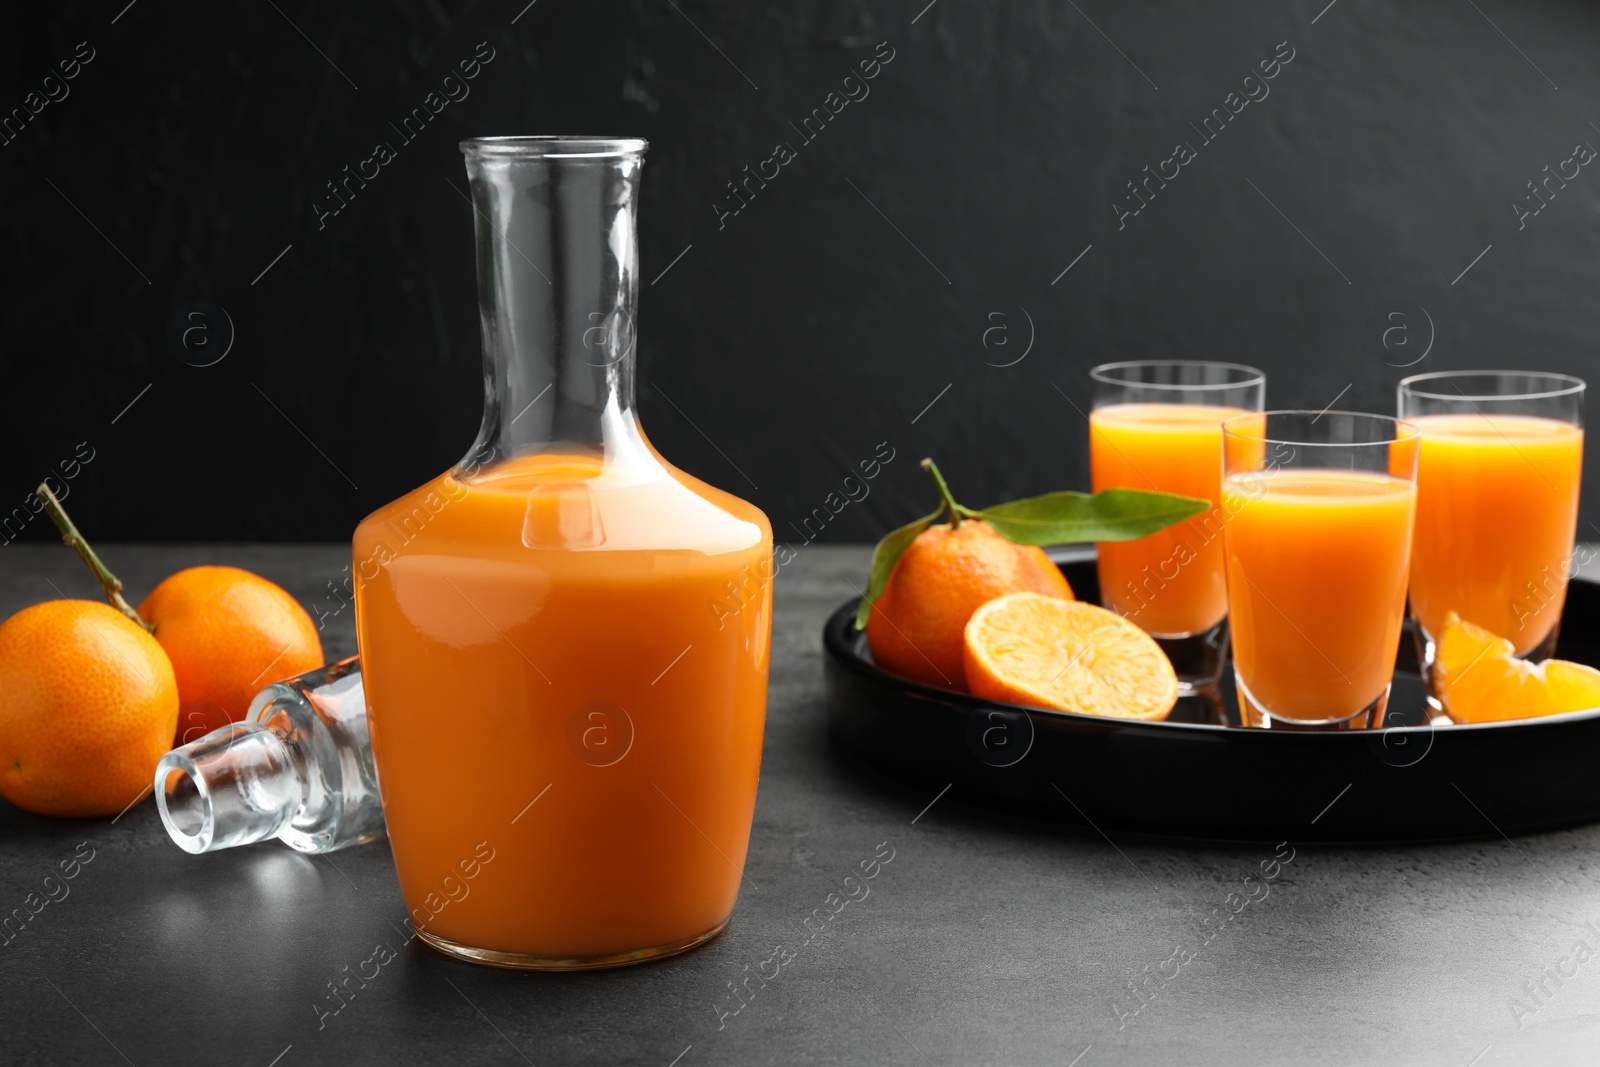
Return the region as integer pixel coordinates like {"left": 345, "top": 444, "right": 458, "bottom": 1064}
{"left": 1166, "top": 626, "right": 1430, "bottom": 730}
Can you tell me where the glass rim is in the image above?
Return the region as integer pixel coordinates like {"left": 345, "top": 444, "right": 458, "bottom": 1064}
{"left": 1089, "top": 360, "right": 1266, "bottom": 392}
{"left": 460, "top": 136, "right": 648, "bottom": 160}
{"left": 1398, "top": 369, "right": 1586, "bottom": 402}
{"left": 1221, "top": 409, "right": 1422, "bottom": 447}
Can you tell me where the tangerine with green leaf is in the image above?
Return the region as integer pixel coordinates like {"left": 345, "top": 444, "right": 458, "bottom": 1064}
{"left": 858, "top": 459, "right": 1208, "bottom": 692}
{"left": 867, "top": 518, "right": 1072, "bottom": 688}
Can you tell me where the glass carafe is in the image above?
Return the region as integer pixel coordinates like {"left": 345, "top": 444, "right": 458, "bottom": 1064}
{"left": 352, "top": 136, "right": 772, "bottom": 970}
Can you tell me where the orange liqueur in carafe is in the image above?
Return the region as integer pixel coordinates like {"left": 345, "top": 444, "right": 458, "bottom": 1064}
{"left": 353, "top": 137, "right": 772, "bottom": 969}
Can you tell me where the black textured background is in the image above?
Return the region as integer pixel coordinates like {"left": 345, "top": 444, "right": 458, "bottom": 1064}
{"left": 4, "top": 0, "right": 1598, "bottom": 544}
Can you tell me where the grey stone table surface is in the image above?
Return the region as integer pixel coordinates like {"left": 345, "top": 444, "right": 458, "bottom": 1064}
{"left": 4, "top": 543, "right": 1600, "bottom": 1067}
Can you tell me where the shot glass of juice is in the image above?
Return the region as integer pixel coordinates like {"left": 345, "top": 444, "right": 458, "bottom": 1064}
{"left": 1399, "top": 371, "right": 1585, "bottom": 704}
{"left": 1220, "top": 411, "right": 1420, "bottom": 727}
{"left": 1089, "top": 361, "right": 1266, "bottom": 688}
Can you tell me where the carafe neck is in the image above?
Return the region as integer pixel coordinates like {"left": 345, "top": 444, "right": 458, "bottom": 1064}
{"left": 459, "top": 137, "right": 648, "bottom": 471}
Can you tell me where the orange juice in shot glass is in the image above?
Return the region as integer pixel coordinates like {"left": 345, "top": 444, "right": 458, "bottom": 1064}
{"left": 1089, "top": 361, "right": 1266, "bottom": 689}
{"left": 1398, "top": 371, "right": 1585, "bottom": 707}
{"left": 1220, "top": 411, "right": 1420, "bottom": 728}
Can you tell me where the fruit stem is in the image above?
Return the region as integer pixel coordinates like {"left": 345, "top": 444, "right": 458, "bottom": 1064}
{"left": 920, "top": 458, "right": 964, "bottom": 528}
{"left": 35, "top": 483, "right": 153, "bottom": 633}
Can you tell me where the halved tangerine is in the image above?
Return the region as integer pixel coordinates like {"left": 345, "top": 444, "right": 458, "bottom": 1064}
{"left": 963, "top": 592, "right": 1178, "bottom": 720}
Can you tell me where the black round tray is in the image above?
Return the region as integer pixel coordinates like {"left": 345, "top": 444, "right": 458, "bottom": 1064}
{"left": 824, "top": 548, "right": 1600, "bottom": 843}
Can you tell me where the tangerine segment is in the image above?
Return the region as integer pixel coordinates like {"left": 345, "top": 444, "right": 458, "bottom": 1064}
{"left": 963, "top": 592, "right": 1177, "bottom": 720}
{"left": 1545, "top": 660, "right": 1600, "bottom": 714}
{"left": 1436, "top": 611, "right": 1600, "bottom": 723}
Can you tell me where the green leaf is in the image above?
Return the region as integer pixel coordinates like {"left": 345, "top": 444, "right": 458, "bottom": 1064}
{"left": 977, "top": 488, "right": 1211, "bottom": 546}
{"left": 853, "top": 506, "right": 943, "bottom": 629}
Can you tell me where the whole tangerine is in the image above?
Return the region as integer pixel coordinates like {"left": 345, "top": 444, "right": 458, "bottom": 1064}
{"left": 139, "top": 566, "right": 323, "bottom": 744}
{"left": 866, "top": 519, "right": 1073, "bottom": 690}
{"left": 0, "top": 599, "right": 179, "bottom": 817}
